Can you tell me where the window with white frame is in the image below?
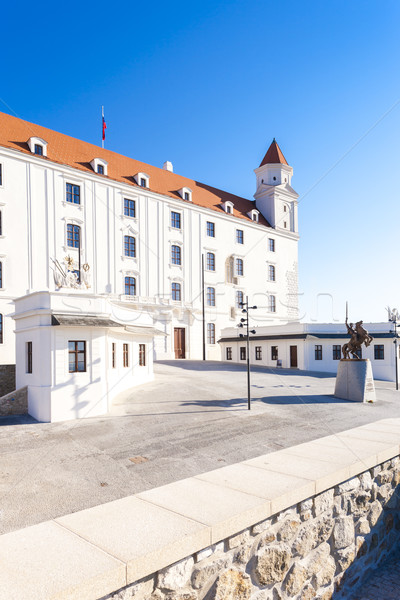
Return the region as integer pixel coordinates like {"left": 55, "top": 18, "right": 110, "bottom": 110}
{"left": 236, "top": 258, "right": 243, "bottom": 276}
{"left": 0, "top": 314, "right": 3, "bottom": 343}
{"left": 66, "top": 183, "right": 80, "bottom": 205}
{"left": 269, "top": 238, "right": 275, "bottom": 252}
{"left": 236, "top": 229, "right": 243, "bottom": 244}
{"left": 125, "top": 276, "right": 136, "bottom": 295}
{"left": 0, "top": 164, "right": 3, "bottom": 186}
{"left": 28, "top": 137, "right": 48, "bottom": 156}
{"left": 67, "top": 224, "right": 80, "bottom": 248}
{"left": 172, "top": 281, "right": 181, "bottom": 301}
{"left": 207, "top": 221, "right": 215, "bottom": 237}
{"left": 171, "top": 245, "right": 182, "bottom": 265}
{"left": 236, "top": 290, "right": 244, "bottom": 308}
{"left": 171, "top": 211, "right": 181, "bottom": 229}
{"left": 124, "top": 235, "right": 136, "bottom": 258}
{"left": 207, "top": 323, "right": 215, "bottom": 344}
{"left": 135, "top": 172, "right": 149, "bottom": 188}
{"left": 206, "top": 287, "right": 215, "bottom": 307}
{"left": 206, "top": 252, "right": 215, "bottom": 271}
{"left": 124, "top": 198, "right": 136, "bottom": 218}
{"left": 268, "top": 295, "right": 276, "bottom": 312}
{"left": 268, "top": 265, "right": 276, "bottom": 281}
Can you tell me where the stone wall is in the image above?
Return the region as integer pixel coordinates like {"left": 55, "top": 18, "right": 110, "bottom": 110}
{"left": 101, "top": 458, "right": 400, "bottom": 600}
{"left": 0, "top": 364, "right": 16, "bottom": 397}
{"left": 0, "top": 386, "right": 28, "bottom": 416}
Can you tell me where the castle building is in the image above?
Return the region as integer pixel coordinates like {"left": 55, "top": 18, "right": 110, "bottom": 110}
{"left": 0, "top": 112, "right": 299, "bottom": 419}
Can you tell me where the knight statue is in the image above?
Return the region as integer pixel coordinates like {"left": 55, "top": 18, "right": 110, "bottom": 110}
{"left": 342, "top": 318, "right": 373, "bottom": 360}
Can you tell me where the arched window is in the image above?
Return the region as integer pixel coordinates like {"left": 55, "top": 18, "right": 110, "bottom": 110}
{"left": 236, "top": 258, "right": 244, "bottom": 276}
{"left": 206, "top": 252, "right": 215, "bottom": 271}
{"left": 207, "top": 287, "right": 215, "bottom": 307}
{"left": 269, "top": 265, "right": 276, "bottom": 281}
{"left": 67, "top": 224, "right": 80, "bottom": 248}
{"left": 125, "top": 276, "right": 136, "bottom": 295}
{"left": 171, "top": 245, "right": 181, "bottom": 265}
{"left": 172, "top": 282, "right": 181, "bottom": 301}
{"left": 225, "top": 256, "right": 234, "bottom": 283}
{"left": 124, "top": 235, "right": 136, "bottom": 257}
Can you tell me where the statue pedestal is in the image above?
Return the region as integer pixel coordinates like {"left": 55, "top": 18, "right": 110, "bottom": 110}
{"left": 334, "top": 359, "right": 376, "bottom": 403}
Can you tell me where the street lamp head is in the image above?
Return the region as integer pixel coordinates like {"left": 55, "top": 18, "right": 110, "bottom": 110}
{"left": 251, "top": 306, "right": 257, "bottom": 310}
{"left": 239, "top": 333, "right": 244, "bottom": 338}
{"left": 238, "top": 323, "right": 243, "bottom": 328}
{"left": 242, "top": 309, "right": 247, "bottom": 314}
{"left": 240, "top": 318, "right": 246, "bottom": 322}
{"left": 251, "top": 330, "right": 256, "bottom": 334}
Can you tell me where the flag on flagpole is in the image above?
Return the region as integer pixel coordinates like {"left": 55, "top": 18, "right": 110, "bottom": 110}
{"left": 102, "top": 106, "right": 107, "bottom": 147}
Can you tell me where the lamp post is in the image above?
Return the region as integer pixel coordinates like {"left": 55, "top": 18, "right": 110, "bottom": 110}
{"left": 389, "top": 310, "right": 399, "bottom": 390}
{"left": 238, "top": 295, "right": 257, "bottom": 410}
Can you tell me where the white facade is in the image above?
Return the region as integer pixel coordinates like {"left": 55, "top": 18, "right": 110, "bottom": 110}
{"left": 0, "top": 114, "right": 299, "bottom": 366}
{"left": 219, "top": 322, "right": 399, "bottom": 382}
{"left": 13, "top": 291, "right": 155, "bottom": 422}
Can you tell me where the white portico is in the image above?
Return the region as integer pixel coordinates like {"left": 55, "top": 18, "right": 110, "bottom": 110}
{"left": 13, "top": 291, "right": 159, "bottom": 422}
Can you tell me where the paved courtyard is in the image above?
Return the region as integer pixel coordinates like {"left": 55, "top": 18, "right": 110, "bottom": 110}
{"left": 1, "top": 360, "right": 400, "bottom": 535}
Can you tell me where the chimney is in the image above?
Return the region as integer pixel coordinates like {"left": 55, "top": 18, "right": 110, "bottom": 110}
{"left": 163, "top": 161, "right": 173, "bottom": 172}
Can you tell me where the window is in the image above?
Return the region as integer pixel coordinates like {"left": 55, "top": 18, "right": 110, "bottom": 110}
{"left": 226, "top": 205, "right": 232, "bottom": 214}
{"left": 207, "top": 287, "right": 215, "bottom": 306}
{"left": 236, "top": 258, "right": 243, "bottom": 276}
{"left": 226, "top": 347, "right": 232, "bottom": 360}
{"left": 284, "top": 205, "right": 287, "bottom": 212}
{"left": 66, "top": 183, "right": 80, "bottom": 204}
{"left": 0, "top": 262, "right": 2, "bottom": 288}
{"left": 123, "top": 343, "right": 129, "bottom": 367}
{"left": 124, "top": 235, "right": 136, "bottom": 258}
{"left": 171, "top": 245, "right": 181, "bottom": 265}
{"left": 124, "top": 198, "right": 136, "bottom": 218}
{"left": 207, "top": 323, "right": 215, "bottom": 344}
{"left": 0, "top": 164, "right": 2, "bottom": 186}
{"left": 284, "top": 221, "right": 287, "bottom": 228}
{"left": 27, "top": 342, "right": 32, "bottom": 374}
{"left": 271, "top": 346, "right": 278, "bottom": 360}
{"left": 67, "top": 224, "right": 80, "bottom": 248}
{"left": 206, "top": 252, "right": 215, "bottom": 271}
{"left": 374, "top": 345, "right": 384, "bottom": 360}
{"left": 269, "top": 238, "right": 275, "bottom": 252}
{"left": 184, "top": 191, "right": 190, "bottom": 201}
{"left": 333, "top": 345, "right": 341, "bottom": 360}
{"left": 315, "top": 345, "right": 322, "bottom": 360}
{"left": 207, "top": 221, "right": 215, "bottom": 237}
{"left": 268, "top": 295, "right": 276, "bottom": 312}
{"left": 97, "top": 164, "right": 104, "bottom": 174}
{"left": 269, "top": 265, "right": 276, "bottom": 281}
{"left": 140, "top": 177, "right": 147, "bottom": 187}
{"left": 68, "top": 341, "right": 86, "bottom": 373}
{"left": 240, "top": 347, "right": 246, "bottom": 360}
{"left": 236, "top": 230, "right": 243, "bottom": 244}
{"left": 112, "top": 343, "right": 116, "bottom": 368}
{"left": 0, "top": 314, "right": 2, "bottom": 343}
{"left": 236, "top": 290, "right": 244, "bottom": 308}
{"left": 0, "top": 211, "right": 2, "bottom": 235}
{"left": 171, "top": 211, "right": 181, "bottom": 229}
{"left": 34, "top": 144, "right": 43, "bottom": 156}
{"left": 172, "top": 282, "right": 181, "bottom": 301}
{"left": 139, "top": 344, "right": 146, "bottom": 366}
{"left": 255, "top": 346, "right": 262, "bottom": 360}
{"left": 125, "top": 276, "right": 136, "bottom": 295}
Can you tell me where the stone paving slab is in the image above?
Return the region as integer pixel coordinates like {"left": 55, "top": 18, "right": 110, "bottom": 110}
{"left": 2, "top": 360, "right": 400, "bottom": 534}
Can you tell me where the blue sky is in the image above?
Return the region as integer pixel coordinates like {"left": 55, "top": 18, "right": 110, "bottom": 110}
{"left": 3, "top": 0, "right": 400, "bottom": 323}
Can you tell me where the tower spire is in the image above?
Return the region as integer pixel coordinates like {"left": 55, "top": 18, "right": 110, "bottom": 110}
{"left": 259, "top": 139, "right": 288, "bottom": 167}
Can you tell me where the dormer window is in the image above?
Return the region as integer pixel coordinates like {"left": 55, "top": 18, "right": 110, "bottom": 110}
{"left": 248, "top": 209, "right": 260, "bottom": 223}
{"left": 135, "top": 172, "right": 150, "bottom": 188}
{"left": 27, "top": 137, "right": 48, "bottom": 157}
{"left": 179, "top": 187, "right": 192, "bottom": 202}
{"left": 223, "top": 201, "right": 234, "bottom": 214}
{"left": 90, "top": 158, "right": 108, "bottom": 176}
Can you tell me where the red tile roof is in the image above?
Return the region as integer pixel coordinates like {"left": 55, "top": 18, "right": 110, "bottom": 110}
{"left": 259, "top": 138, "right": 288, "bottom": 167}
{"left": 0, "top": 112, "right": 271, "bottom": 227}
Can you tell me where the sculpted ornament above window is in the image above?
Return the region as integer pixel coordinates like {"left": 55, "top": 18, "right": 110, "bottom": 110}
{"left": 53, "top": 256, "right": 91, "bottom": 289}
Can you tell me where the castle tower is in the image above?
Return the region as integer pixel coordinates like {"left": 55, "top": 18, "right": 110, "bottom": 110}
{"left": 254, "top": 139, "right": 299, "bottom": 232}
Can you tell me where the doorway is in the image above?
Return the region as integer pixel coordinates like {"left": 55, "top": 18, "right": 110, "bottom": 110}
{"left": 290, "top": 345, "right": 298, "bottom": 368}
{"left": 174, "top": 328, "right": 186, "bottom": 359}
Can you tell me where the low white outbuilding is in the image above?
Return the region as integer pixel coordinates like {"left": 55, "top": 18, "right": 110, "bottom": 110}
{"left": 13, "top": 291, "right": 160, "bottom": 422}
{"left": 219, "top": 321, "right": 399, "bottom": 382}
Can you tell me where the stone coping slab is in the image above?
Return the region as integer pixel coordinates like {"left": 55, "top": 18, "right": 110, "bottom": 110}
{"left": 0, "top": 418, "right": 399, "bottom": 599}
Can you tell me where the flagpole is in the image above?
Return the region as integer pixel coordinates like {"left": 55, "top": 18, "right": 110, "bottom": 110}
{"left": 101, "top": 106, "right": 104, "bottom": 149}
